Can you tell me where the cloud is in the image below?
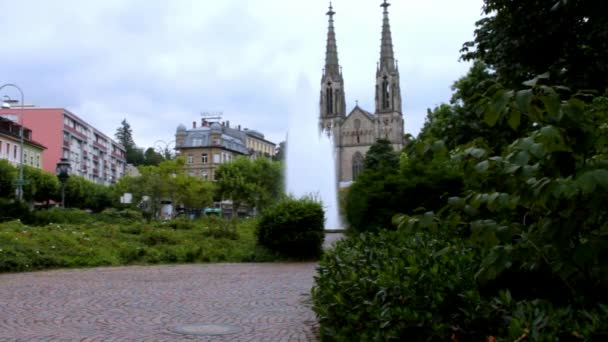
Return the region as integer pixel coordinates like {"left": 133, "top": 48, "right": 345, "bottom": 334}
{"left": 0, "top": 0, "right": 484, "bottom": 147}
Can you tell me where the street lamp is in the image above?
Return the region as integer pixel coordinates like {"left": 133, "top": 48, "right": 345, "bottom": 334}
{"left": 154, "top": 139, "right": 175, "bottom": 160}
{"left": 55, "top": 158, "right": 72, "bottom": 208}
{"left": 0, "top": 84, "right": 25, "bottom": 201}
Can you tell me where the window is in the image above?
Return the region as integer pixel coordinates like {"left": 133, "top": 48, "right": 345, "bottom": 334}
{"left": 187, "top": 154, "right": 193, "bottom": 164}
{"left": 201, "top": 153, "right": 208, "bottom": 163}
{"left": 213, "top": 153, "right": 220, "bottom": 163}
{"left": 13, "top": 145, "right": 17, "bottom": 159}
{"left": 352, "top": 152, "right": 364, "bottom": 181}
{"left": 192, "top": 138, "right": 202, "bottom": 146}
{"left": 202, "top": 170, "right": 208, "bottom": 180}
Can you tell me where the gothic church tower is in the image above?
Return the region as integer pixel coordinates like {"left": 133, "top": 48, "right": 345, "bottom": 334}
{"left": 374, "top": 0, "right": 404, "bottom": 149}
{"left": 319, "top": 1, "right": 405, "bottom": 184}
{"left": 319, "top": 2, "right": 346, "bottom": 139}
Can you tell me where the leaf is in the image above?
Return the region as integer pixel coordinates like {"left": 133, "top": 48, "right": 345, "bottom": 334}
{"left": 433, "top": 246, "right": 451, "bottom": 258}
{"left": 515, "top": 89, "right": 533, "bottom": 113}
{"left": 540, "top": 94, "right": 561, "bottom": 120}
{"left": 484, "top": 107, "right": 500, "bottom": 127}
{"left": 508, "top": 110, "right": 521, "bottom": 130}
{"left": 475, "top": 160, "right": 490, "bottom": 173}
{"left": 513, "top": 151, "right": 530, "bottom": 166}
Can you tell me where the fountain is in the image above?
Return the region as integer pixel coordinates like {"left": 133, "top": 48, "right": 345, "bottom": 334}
{"left": 285, "top": 77, "right": 342, "bottom": 230}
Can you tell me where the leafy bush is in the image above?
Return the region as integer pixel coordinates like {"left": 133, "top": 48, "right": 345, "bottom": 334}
{"left": 167, "top": 218, "right": 195, "bottom": 230}
{"left": 27, "top": 208, "right": 93, "bottom": 225}
{"left": 98, "top": 208, "right": 143, "bottom": 223}
{"left": 345, "top": 140, "right": 463, "bottom": 234}
{"left": 0, "top": 217, "right": 276, "bottom": 272}
{"left": 0, "top": 199, "right": 30, "bottom": 223}
{"left": 201, "top": 217, "right": 239, "bottom": 240}
{"left": 256, "top": 196, "right": 325, "bottom": 258}
{"left": 140, "top": 228, "right": 178, "bottom": 246}
{"left": 312, "top": 230, "right": 480, "bottom": 340}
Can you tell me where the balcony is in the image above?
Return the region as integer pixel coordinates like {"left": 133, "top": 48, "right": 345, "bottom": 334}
{"left": 64, "top": 125, "right": 87, "bottom": 140}
{"left": 63, "top": 140, "right": 70, "bottom": 147}
{"left": 112, "top": 151, "right": 124, "bottom": 160}
{"left": 93, "top": 155, "right": 99, "bottom": 162}
{"left": 93, "top": 141, "right": 107, "bottom": 151}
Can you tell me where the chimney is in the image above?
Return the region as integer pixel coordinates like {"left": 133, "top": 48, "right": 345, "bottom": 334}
{"left": 238, "top": 125, "right": 241, "bottom": 131}
{"left": 226, "top": 120, "right": 230, "bottom": 128}
{"left": 202, "top": 119, "right": 207, "bottom": 127}
{"left": 193, "top": 121, "right": 197, "bottom": 128}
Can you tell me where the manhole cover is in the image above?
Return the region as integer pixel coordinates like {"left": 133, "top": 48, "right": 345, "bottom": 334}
{"left": 168, "top": 324, "right": 242, "bottom": 336}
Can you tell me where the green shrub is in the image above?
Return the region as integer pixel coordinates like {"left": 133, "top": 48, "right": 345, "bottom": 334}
{"left": 256, "top": 196, "right": 325, "bottom": 259}
{"left": 345, "top": 142, "right": 463, "bottom": 234}
{"left": 98, "top": 208, "right": 143, "bottom": 223}
{"left": 28, "top": 208, "right": 92, "bottom": 225}
{"left": 140, "top": 228, "right": 177, "bottom": 246}
{"left": 0, "top": 199, "right": 30, "bottom": 223}
{"left": 167, "top": 218, "right": 195, "bottom": 230}
{"left": 312, "top": 230, "right": 480, "bottom": 340}
{"left": 201, "top": 218, "right": 239, "bottom": 240}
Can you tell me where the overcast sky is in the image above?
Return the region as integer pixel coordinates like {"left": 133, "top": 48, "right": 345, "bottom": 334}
{"left": 0, "top": 0, "right": 484, "bottom": 149}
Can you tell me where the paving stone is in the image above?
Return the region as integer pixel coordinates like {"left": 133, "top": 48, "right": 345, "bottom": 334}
{"left": 0, "top": 263, "right": 321, "bottom": 341}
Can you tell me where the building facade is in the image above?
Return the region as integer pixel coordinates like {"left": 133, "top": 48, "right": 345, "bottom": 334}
{"left": 0, "top": 107, "right": 127, "bottom": 185}
{"left": 0, "top": 116, "right": 46, "bottom": 169}
{"left": 175, "top": 119, "right": 275, "bottom": 181}
{"left": 319, "top": 1, "right": 405, "bottom": 184}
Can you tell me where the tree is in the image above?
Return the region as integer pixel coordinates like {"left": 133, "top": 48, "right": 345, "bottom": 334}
{"left": 418, "top": 61, "right": 532, "bottom": 154}
{"left": 143, "top": 147, "right": 164, "bottom": 166}
{"left": 127, "top": 147, "right": 145, "bottom": 166}
{"left": 0, "top": 160, "right": 17, "bottom": 198}
{"left": 363, "top": 139, "right": 399, "bottom": 171}
{"left": 215, "top": 157, "right": 283, "bottom": 217}
{"left": 115, "top": 119, "right": 135, "bottom": 150}
{"left": 273, "top": 141, "right": 286, "bottom": 162}
{"left": 461, "top": 0, "right": 608, "bottom": 92}
{"left": 21, "top": 166, "right": 59, "bottom": 206}
{"left": 113, "top": 158, "right": 215, "bottom": 219}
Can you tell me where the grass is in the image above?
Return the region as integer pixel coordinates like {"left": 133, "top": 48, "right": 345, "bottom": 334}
{"left": 0, "top": 216, "right": 281, "bottom": 273}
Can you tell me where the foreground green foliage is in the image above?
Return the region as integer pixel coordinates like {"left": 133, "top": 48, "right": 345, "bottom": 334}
{"left": 256, "top": 196, "right": 325, "bottom": 259}
{"left": 314, "top": 230, "right": 608, "bottom": 341}
{"left": 317, "top": 1, "right": 608, "bottom": 337}
{"left": 313, "top": 231, "right": 479, "bottom": 340}
{"left": 0, "top": 215, "right": 276, "bottom": 273}
{"left": 346, "top": 139, "right": 463, "bottom": 234}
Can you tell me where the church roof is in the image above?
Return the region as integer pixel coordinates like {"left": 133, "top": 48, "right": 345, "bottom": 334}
{"left": 347, "top": 105, "right": 375, "bottom": 121}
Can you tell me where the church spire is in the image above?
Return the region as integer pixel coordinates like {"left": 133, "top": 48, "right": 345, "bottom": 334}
{"left": 375, "top": 0, "right": 402, "bottom": 114}
{"left": 378, "top": 0, "right": 396, "bottom": 73}
{"left": 324, "top": 2, "right": 340, "bottom": 77}
{"left": 320, "top": 1, "right": 346, "bottom": 134}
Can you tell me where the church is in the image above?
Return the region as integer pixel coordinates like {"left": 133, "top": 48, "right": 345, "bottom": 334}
{"left": 319, "top": 1, "right": 405, "bottom": 185}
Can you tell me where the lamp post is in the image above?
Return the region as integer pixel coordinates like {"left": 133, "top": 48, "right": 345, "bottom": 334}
{"left": 0, "top": 84, "right": 25, "bottom": 201}
{"left": 154, "top": 139, "right": 175, "bottom": 160}
{"left": 56, "top": 158, "right": 72, "bottom": 208}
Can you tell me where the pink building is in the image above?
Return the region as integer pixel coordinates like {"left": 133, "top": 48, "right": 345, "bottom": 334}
{"left": 0, "top": 107, "right": 126, "bottom": 185}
